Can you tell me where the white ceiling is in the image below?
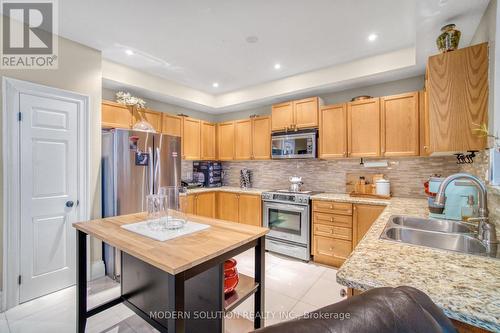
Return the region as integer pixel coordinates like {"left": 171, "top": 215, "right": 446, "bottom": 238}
{"left": 58, "top": 0, "right": 490, "bottom": 112}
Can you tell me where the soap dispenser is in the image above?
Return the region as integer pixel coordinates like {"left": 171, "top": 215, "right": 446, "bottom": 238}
{"left": 461, "top": 195, "right": 478, "bottom": 222}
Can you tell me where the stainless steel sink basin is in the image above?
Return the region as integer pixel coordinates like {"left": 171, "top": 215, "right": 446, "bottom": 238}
{"left": 380, "top": 215, "right": 499, "bottom": 258}
{"left": 382, "top": 227, "right": 487, "bottom": 254}
{"left": 390, "top": 215, "right": 474, "bottom": 233}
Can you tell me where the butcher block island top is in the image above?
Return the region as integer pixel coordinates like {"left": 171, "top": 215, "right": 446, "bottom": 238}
{"left": 73, "top": 210, "right": 268, "bottom": 275}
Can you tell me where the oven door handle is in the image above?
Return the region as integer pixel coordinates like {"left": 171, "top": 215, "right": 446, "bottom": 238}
{"left": 264, "top": 203, "right": 308, "bottom": 212}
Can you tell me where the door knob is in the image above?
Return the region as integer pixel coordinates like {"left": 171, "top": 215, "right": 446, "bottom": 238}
{"left": 65, "top": 201, "right": 74, "bottom": 208}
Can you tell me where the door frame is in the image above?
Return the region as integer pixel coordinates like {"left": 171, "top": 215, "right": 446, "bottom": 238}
{"left": 2, "top": 77, "right": 91, "bottom": 310}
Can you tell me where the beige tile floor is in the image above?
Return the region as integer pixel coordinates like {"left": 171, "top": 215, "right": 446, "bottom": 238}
{"left": 0, "top": 250, "right": 346, "bottom": 333}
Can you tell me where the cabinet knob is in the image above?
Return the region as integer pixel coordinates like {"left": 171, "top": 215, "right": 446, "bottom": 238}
{"left": 65, "top": 201, "right": 74, "bottom": 208}
{"left": 423, "top": 145, "right": 429, "bottom": 150}
{"left": 340, "top": 289, "right": 347, "bottom": 297}
{"left": 329, "top": 205, "right": 333, "bottom": 209}
{"left": 330, "top": 217, "right": 333, "bottom": 222}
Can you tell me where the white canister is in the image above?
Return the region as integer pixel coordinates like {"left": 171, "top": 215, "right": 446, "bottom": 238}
{"left": 375, "top": 179, "right": 391, "bottom": 196}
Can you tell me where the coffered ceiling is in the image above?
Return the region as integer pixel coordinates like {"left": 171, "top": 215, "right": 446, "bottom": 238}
{"left": 58, "top": 0, "right": 490, "bottom": 112}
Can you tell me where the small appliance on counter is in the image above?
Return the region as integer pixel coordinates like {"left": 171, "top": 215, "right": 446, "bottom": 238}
{"left": 425, "top": 175, "right": 479, "bottom": 221}
{"left": 181, "top": 171, "right": 205, "bottom": 189}
{"left": 193, "top": 161, "right": 222, "bottom": 188}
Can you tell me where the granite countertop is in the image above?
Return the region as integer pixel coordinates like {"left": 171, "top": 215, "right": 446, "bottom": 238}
{"left": 182, "top": 186, "right": 269, "bottom": 196}
{"left": 315, "top": 195, "right": 500, "bottom": 331}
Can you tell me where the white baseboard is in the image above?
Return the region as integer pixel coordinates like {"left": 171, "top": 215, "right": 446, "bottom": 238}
{"left": 90, "top": 260, "right": 105, "bottom": 280}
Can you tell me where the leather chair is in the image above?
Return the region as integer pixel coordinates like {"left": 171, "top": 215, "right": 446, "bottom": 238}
{"left": 252, "top": 286, "right": 457, "bottom": 333}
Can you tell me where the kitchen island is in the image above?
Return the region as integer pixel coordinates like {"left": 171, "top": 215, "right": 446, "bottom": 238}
{"left": 73, "top": 210, "right": 268, "bottom": 333}
{"left": 314, "top": 194, "right": 500, "bottom": 332}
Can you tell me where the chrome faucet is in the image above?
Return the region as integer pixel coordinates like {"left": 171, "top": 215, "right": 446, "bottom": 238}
{"left": 434, "top": 173, "right": 498, "bottom": 251}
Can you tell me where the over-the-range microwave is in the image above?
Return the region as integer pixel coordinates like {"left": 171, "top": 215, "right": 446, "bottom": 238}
{"left": 271, "top": 129, "right": 317, "bottom": 159}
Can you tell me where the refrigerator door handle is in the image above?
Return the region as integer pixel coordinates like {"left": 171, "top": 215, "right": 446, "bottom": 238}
{"left": 148, "top": 146, "right": 154, "bottom": 195}
{"left": 155, "top": 147, "right": 161, "bottom": 193}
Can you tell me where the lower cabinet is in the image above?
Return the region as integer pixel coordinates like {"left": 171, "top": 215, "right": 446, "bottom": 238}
{"left": 217, "top": 192, "right": 239, "bottom": 222}
{"left": 181, "top": 191, "right": 262, "bottom": 226}
{"left": 179, "top": 192, "right": 216, "bottom": 218}
{"left": 238, "top": 194, "right": 262, "bottom": 226}
{"left": 352, "top": 204, "right": 385, "bottom": 247}
{"left": 313, "top": 236, "right": 352, "bottom": 267}
{"left": 312, "top": 200, "right": 385, "bottom": 268}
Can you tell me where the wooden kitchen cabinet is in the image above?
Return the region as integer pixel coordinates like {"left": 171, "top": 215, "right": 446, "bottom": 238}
{"left": 419, "top": 90, "right": 431, "bottom": 156}
{"left": 217, "top": 192, "right": 239, "bottom": 222}
{"left": 352, "top": 204, "right": 385, "bottom": 247}
{"left": 201, "top": 121, "right": 216, "bottom": 160}
{"left": 381, "top": 92, "right": 419, "bottom": 156}
{"left": 313, "top": 236, "right": 352, "bottom": 267}
{"left": 182, "top": 117, "right": 201, "bottom": 160}
{"left": 101, "top": 100, "right": 133, "bottom": 129}
{"left": 162, "top": 113, "right": 182, "bottom": 137}
{"left": 217, "top": 122, "right": 235, "bottom": 160}
{"left": 426, "top": 42, "right": 488, "bottom": 153}
{"left": 194, "top": 192, "right": 216, "bottom": 218}
{"left": 238, "top": 194, "right": 262, "bottom": 226}
{"left": 252, "top": 116, "right": 271, "bottom": 159}
{"left": 133, "top": 108, "right": 162, "bottom": 132}
{"left": 271, "top": 102, "right": 294, "bottom": 131}
{"left": 347, "top": 98, "right": 381, "bottom": 157}
{"left": 271, "top": 97, "right": 321, "bottom": 131}
{"left": 235, "top": 119, "right": 253, "bottom": 160}
{"left": 312, "top": 199, "right": 353, "bottom": 268}
{"left": 294, "top": 97, "right": 320, "bottom": 129}
{"left": 319, "top": 103, "right": 347, "bottom": 158}
{"left": 179, "top": 194, "right": 196, "bottom": 215}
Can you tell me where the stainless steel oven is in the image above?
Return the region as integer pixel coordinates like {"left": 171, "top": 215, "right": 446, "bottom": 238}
{"left": 262, "top": 191, "right": 312, "bottom": 261}
{"left": 271, "top": 130, "right": 317, "bottom": 159}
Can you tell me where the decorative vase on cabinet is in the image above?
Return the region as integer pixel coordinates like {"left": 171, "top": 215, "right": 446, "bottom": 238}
{"left": 436, "top": 24, "right": 461, "bottom": 53}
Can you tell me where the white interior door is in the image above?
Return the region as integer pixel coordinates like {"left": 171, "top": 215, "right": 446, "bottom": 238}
{"left": 19, "top": 93, "right": 79, "bottom": 303}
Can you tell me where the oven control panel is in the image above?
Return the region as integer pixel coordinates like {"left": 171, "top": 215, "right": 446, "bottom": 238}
{"left": 262, "top": 192, "right": 310, "bottom": 204}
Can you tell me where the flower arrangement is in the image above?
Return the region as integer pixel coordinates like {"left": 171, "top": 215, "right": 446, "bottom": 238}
{"left": 115, "top": 91, "right": 146, "bottom": 109}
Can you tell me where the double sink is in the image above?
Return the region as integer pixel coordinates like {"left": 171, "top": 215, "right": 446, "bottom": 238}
{"left": 380, "top": 215, "right": 498, "bottom": 258}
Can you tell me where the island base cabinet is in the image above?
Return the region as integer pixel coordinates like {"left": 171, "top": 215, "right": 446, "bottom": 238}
{"left": 122, "top": 252, "right": 223, "bottom": 333}
{"left": 313, "top": 235, "right": 351, "bottom": 268}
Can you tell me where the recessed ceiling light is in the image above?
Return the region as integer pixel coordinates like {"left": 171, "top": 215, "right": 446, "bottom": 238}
{"left": 274, "top": 63, "right": 281, "bottom": 70}
{"left": 212, "top": 82, "right": 219, "bottom": 88}
{"left": 368, "top": 33, "right": 378, "bottom": 42}
{"left": 125, "top": 49, "right": 134, "bottom": 55}
{"left": 246, "top": 36, "right": 259, "bottom": 44}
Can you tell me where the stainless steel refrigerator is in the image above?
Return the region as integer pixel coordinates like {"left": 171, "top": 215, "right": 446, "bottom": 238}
{"left": 101, "top": 128, "right": 181, "bottom": 280}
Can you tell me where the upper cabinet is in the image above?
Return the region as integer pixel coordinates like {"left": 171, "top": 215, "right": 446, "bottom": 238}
{"left": 182, "top": 117, "right": 201, "bottom": 160}
{"left": 294, "top": 97, "right": 320, "bottom": 129}
{"left": 271, "top": 97, "right": 321, "bottom": 131}
{"left": 252, "top": 116, "right": 271, "bottom": 159}
{"left": 102, "top": 101, "right": 133, "bottom": 129}
{"left": 319, "top": 103, "right": 347, "bottom": 158}
{"left": 426, "top": 43, "right": 488, "bottom": 153}
{"left": 271, "top": 102, "right": 293, "bottom": 131}
{"left": 162, "top": 114, "right": 182, "bottom": 137}
{"left": 235, "top": 119, "right": 253, "bottom": 160}
{"left": 381, "top": 92, "right": 419, "bottom": 156}
{"left": 347, "top": 98, "right": 381, "bottom": 157}
{"left": 201, "top": 121, "right": 216, "bottom": 160}
{"left": 133, "top": 108, "right": 162, "bottom": 133}
{"left": 217, "top": 122, "right": 235, "bottom": 161}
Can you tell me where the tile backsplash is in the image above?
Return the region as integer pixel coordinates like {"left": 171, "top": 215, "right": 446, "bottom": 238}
{"left": 220, "top": 157, "right": 461, "bottom": 198}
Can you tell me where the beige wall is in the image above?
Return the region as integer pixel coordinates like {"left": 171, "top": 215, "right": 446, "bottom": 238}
{"left": 0, "top": 35, "right": 103, "bottom": 289}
